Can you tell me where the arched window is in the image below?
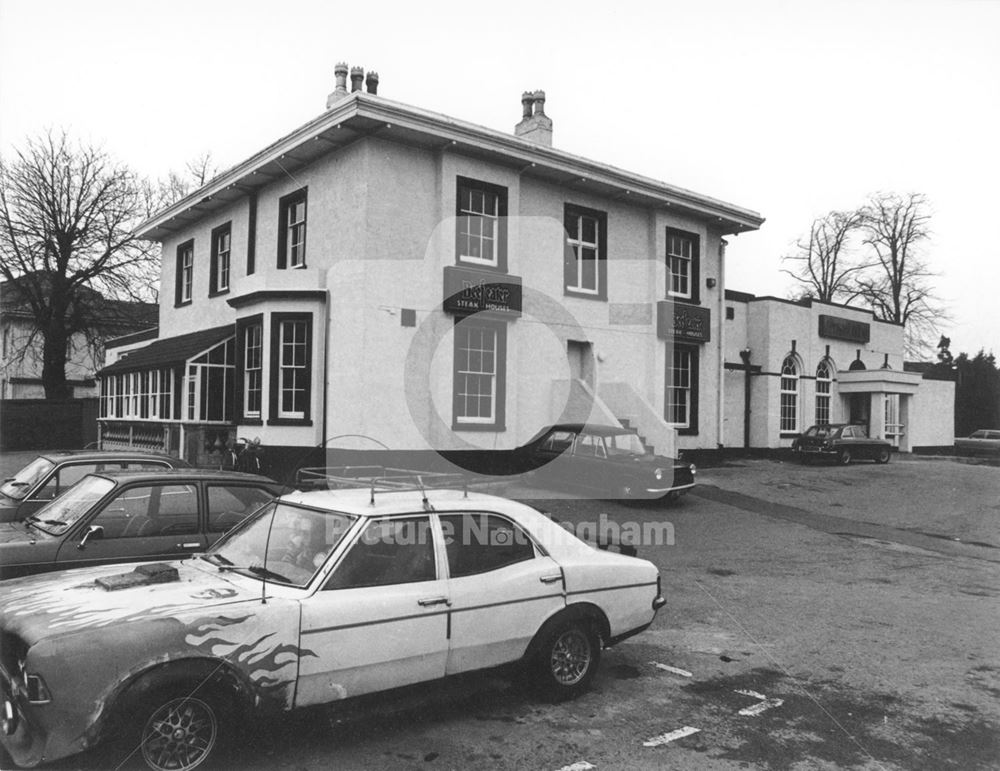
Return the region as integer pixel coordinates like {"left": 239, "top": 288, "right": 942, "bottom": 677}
{"left": 780, "top": 355, "right": 799, "bottom": 433}
{"left": 815, "top": 359, "right": 833, "bottom": 426}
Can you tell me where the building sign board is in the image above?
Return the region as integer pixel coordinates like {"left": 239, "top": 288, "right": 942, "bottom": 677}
{"left": 657, "top": 301, "right": 710, "bottom": 343}
{"left": 819, "top": 314, "right": 870, "bottom": 344}
{"left": 443, "top": 266, "right": 522, "bottom": 318}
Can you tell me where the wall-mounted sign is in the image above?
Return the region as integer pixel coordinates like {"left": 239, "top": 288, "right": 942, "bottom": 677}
{"left": 819, "top": 314, "right": 870, "bottom": 344}
{"left": 657, "top": 301, "right": 710, "bottom": 343}
{"left": 443, "top": 266, "right": 522, "bottom": 318}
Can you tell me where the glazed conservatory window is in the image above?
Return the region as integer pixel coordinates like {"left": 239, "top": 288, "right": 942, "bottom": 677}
{"left": 780, "top": 355, "right": 799, "bottom": 433}
{"left": 815, "top": 360, "right": 832, "bottom": 426}
{"left": 185, "top": 338, "right": 235, "bottom": 422}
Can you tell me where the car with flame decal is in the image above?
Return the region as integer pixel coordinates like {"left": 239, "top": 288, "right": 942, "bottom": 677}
{"left": 0, "top": 487, "right": 665, "bottom": 771}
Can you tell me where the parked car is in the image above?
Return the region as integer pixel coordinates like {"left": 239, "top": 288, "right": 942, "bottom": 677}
{"left": 0, "top": 469, "right": 284, "bottom": 580}
{"left": 954, "top": 429, "right": 1000, "bottom": 456}
{"left": 0, "top": 484, "right": 665, "bottom": 771}
{"left": 792, "top": 424, "right": 892, "bottom": 465}
{"left": 521, "top": 423, "right": 696, "bottom": 500}
{"left": 0, "top": 450, "right": 189, "bottom": 523}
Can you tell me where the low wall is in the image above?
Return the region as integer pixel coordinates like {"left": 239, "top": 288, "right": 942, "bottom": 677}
{"left": 0, "top": 399, "right": 99, "bottom": 451}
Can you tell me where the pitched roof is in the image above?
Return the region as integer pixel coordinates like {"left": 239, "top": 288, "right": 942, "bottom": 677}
{"left": 98, "top": 324, "right": 233, "bottom": 375}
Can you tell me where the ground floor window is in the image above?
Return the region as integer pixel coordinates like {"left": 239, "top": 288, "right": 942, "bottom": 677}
{"left": 453, "top": 318, "right": 506, "bottom": 430}
{"left": 780, "top": 354, "right": 800, "bottom": 434}
{"left": 815, "top": 359, "right": 832, "bottom": 425}
{"left": 665, "top": 344, "right": 699, "bottom": 434}
{"left": 269, "top": 313, "right": 312, "bottom": 424}
{"left": 100, "top": 367, "right": 176, "bottom": 421}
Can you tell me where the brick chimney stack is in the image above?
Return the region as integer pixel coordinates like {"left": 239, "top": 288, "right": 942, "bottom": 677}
{"left": 326, "top": 62, "right": 350, "bottom": 108}
{"left": 514, "top": 90, "right": 553, "bottom": 146}
{"left": 365, "top": 71, "right": 379, "bottom": 95}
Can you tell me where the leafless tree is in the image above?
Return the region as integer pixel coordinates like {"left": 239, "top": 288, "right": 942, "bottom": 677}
{"left": 0, "top": 130, "right": 160, "bottom": 399}
{"left": 851, "top": 192, "right": 948, "bottom": 357}
{"left": 781, "top": 209, "right": 865, "bottom": 302}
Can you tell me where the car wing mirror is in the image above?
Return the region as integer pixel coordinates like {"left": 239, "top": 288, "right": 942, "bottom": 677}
{"left": 78, "top": 525, "right": 104, "bottom": 549}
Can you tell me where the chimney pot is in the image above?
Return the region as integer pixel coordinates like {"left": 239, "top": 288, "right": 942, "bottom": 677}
{"left": 532, "top": 90, "right": 547, "bottom": 116}
{"left": 326, "top": 62, "right": 350, "bottom": 108}
{"left": 350, "top": 66, "right": 364, "bottom": 93}
{"left": 365, "top": 70, "right": 379, "bottom": 95}
{"left": 520, "top": 91, "right": 534, "bottom": 119}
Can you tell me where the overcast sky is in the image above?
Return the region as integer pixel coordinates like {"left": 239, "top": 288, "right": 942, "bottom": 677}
{"left": 2, "top": 0, "right": 997, "bottom": 356}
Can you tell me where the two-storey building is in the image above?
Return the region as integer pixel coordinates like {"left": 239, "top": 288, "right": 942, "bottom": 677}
{"left": 97, "top": 67, "right": 764, "bottom": 477}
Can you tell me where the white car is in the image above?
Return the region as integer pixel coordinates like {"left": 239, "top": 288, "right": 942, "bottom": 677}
{"left": 0, "top": 485, "right": 665, "bottom": 771}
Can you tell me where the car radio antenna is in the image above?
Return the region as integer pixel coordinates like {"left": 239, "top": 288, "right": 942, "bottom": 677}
{"left": 260, "top": 506, "right": 278, "bottom": 605}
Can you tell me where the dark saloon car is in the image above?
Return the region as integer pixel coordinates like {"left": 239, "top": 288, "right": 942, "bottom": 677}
{"left": 954, "top": 429, "right": 1000, "bottom": 456}
{"left": 0, "top": 468, "right": 284, "bottom": 579}
{"left": 0, "top": 450, "right": 188, "bottom": 523}
{"left": 792, "top": 424, "right": 892, "bottom": 465}
{"left": 523, "top": 423, "right": 696, "bottom": 500}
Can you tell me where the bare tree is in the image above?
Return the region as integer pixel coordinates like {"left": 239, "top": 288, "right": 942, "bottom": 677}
{"left": 851, "top": 192, "right": 947, "bottom": 357}
{"left": 0, "top": 130, "right": 160, "bottom": 399}
{"left": 781, "top": 209, "right": 865, "bottom": 302}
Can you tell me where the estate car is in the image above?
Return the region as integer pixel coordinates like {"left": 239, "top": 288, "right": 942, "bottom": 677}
{"left": 0, "top": 469, "right": 284, "bottom": 580}
{"left": 0, "top": 450, "right": 188, "bottom": 523}
{"left": 0, "top": 485, "right": 665, "bottom": 771}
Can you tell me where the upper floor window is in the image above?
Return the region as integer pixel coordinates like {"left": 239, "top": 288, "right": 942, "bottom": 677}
{"left": 666, "top": 229, "right": 700, "bottom": 303}
{"left": 563, "top": 204, "right": 607, "bottom": 300}
{"left": 815, "top": 359, "right": 833, "bottom": 426}
{"left": 278, "top": 189, "right": 307, "bottom": 269}
{"left": 270, "top": 313, "right": 312, "bottom": 423}
{"left": 780, "top": 354, "right": 800, "bottom": 434}
{"left": 456, "top": 177, "right": 507, "bottom": 270}
{"left": 210, "top": 223, "right": 231, "bottom": 295}
{"left": 175, "top": 240, "right": 194, "bottom": 306}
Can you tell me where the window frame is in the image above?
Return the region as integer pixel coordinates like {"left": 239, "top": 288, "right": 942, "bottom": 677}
{"left": 174, "top": 239, "right": 194, "bottom": 307}
{"left": 563, "top": 204, "right": 608, "bottom": 300}
{"left": 780, "top": 354, "right": 800, "bottom": 435}
{"left": 665, "top": 228, "right": 701, "bottom": 304}
{"left": 277, "top": 188, "right": 308, "bottom": 270}
{"left": 439, "top": 512, "right": 537, "bottom": 578}
{"left": 235, "top": 315, "right": 264, "bottom": 423}
{"left": 815, "top": 359, "right": 833, "bottom": 426}
{"left": 455, "top": 177, "right": 508, "bottom": 272}
{"left": 209, "top": 222, "right": 232, "bottom": 296}
{"left": 268, "top": 312, "right": 312, "bottom": 425}
{"left": 665, "top": 344, "right": 699, "bottom": 435}
{"left": 452, "top": 317, "right": 507, "bottom": 431}
{"left": 323, "top": 515, "right": 437, "bottom": 590}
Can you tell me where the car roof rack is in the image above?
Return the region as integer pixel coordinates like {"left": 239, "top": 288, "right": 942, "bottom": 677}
{"left": 294, "top": 465, "right": 502, "bottom": 508}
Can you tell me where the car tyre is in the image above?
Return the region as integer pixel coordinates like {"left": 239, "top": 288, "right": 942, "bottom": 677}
{"left": 875, "top": 447, "right": 891, "bottom": 464}
{"left": 130, "top": 686, "right": 231, "bottom": 771}
{"left": 532, "top": 621, "right": 601, "bottom": 702}
{"left": 837, "top": 449, "right": 852, "bottom": 465}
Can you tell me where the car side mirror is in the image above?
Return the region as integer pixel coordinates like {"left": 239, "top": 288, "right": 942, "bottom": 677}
{"left": 78, "top": 525, "right": 104, "bottom": 550}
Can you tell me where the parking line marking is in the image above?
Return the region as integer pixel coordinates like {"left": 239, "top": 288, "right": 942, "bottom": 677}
{"left": 554, "top": 762, "right": 595, "bottom": 771}
{"left": 642, "top": 726, "right": 701, "bottom": 747}
{"left": 650, "top": 662, "right": 693, "bottom": 677}
{"left": 739, "top": 698, "right": 784, "bottom": 716}
{"left": 735, "top": 688, "right": 767, "bottom": 700}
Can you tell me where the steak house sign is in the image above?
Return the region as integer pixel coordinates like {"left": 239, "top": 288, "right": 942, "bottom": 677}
{"left": 443, "top": 266, "right": 522, "bottom": 317}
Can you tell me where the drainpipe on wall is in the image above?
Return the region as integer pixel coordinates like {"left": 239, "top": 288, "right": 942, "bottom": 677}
{"left": 717, "top": 239, "right": 727, "bottom": 450}
{"left": 739, "top": 348, "right": 752, "bottom": 450}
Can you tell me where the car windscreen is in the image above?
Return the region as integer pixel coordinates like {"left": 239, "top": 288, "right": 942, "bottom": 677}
{"left": 605, "top": 432, "right": 648, "bottom": 456}
{"left": 205, "top": 501, "right": 355, "bottom": 588}
{"left": 25, "top": 475, "right": 116, "bottom": 534}
{"left": 1, "top": 457, "right": 55, "bottom": 500}
{"left": 805, "top": 426, "right": 835, "bottom": 438}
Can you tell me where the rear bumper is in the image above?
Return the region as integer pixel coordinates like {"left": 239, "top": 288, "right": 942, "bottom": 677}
{"left": 644, "top": 482, "right": 696, "bottom": 497}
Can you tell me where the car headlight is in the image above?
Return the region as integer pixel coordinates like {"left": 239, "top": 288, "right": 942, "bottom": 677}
{"left": 654, "top": 468, "right": 663, "bottom": 480}
{"left": 690, "top": 464, "right": 697, "bottom": 475}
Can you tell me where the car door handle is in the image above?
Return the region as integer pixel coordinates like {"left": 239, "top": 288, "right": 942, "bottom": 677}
{"left": 178, "top": 543, "right": 201, "bottom": 549}
{"left": 539, "top": 574, "right": 563, "bottom": 584}
{"left": 418, "top": 596, "right": 451, "bottom": 607}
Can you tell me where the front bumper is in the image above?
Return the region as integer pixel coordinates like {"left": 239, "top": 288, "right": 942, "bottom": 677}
{"left": 0, "top": 666, "right": 46, "bottom": 768}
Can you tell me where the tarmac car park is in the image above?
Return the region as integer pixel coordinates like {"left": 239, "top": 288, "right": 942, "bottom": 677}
{"left": 0, "top": 472, "right": 665, "bottom": 771}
